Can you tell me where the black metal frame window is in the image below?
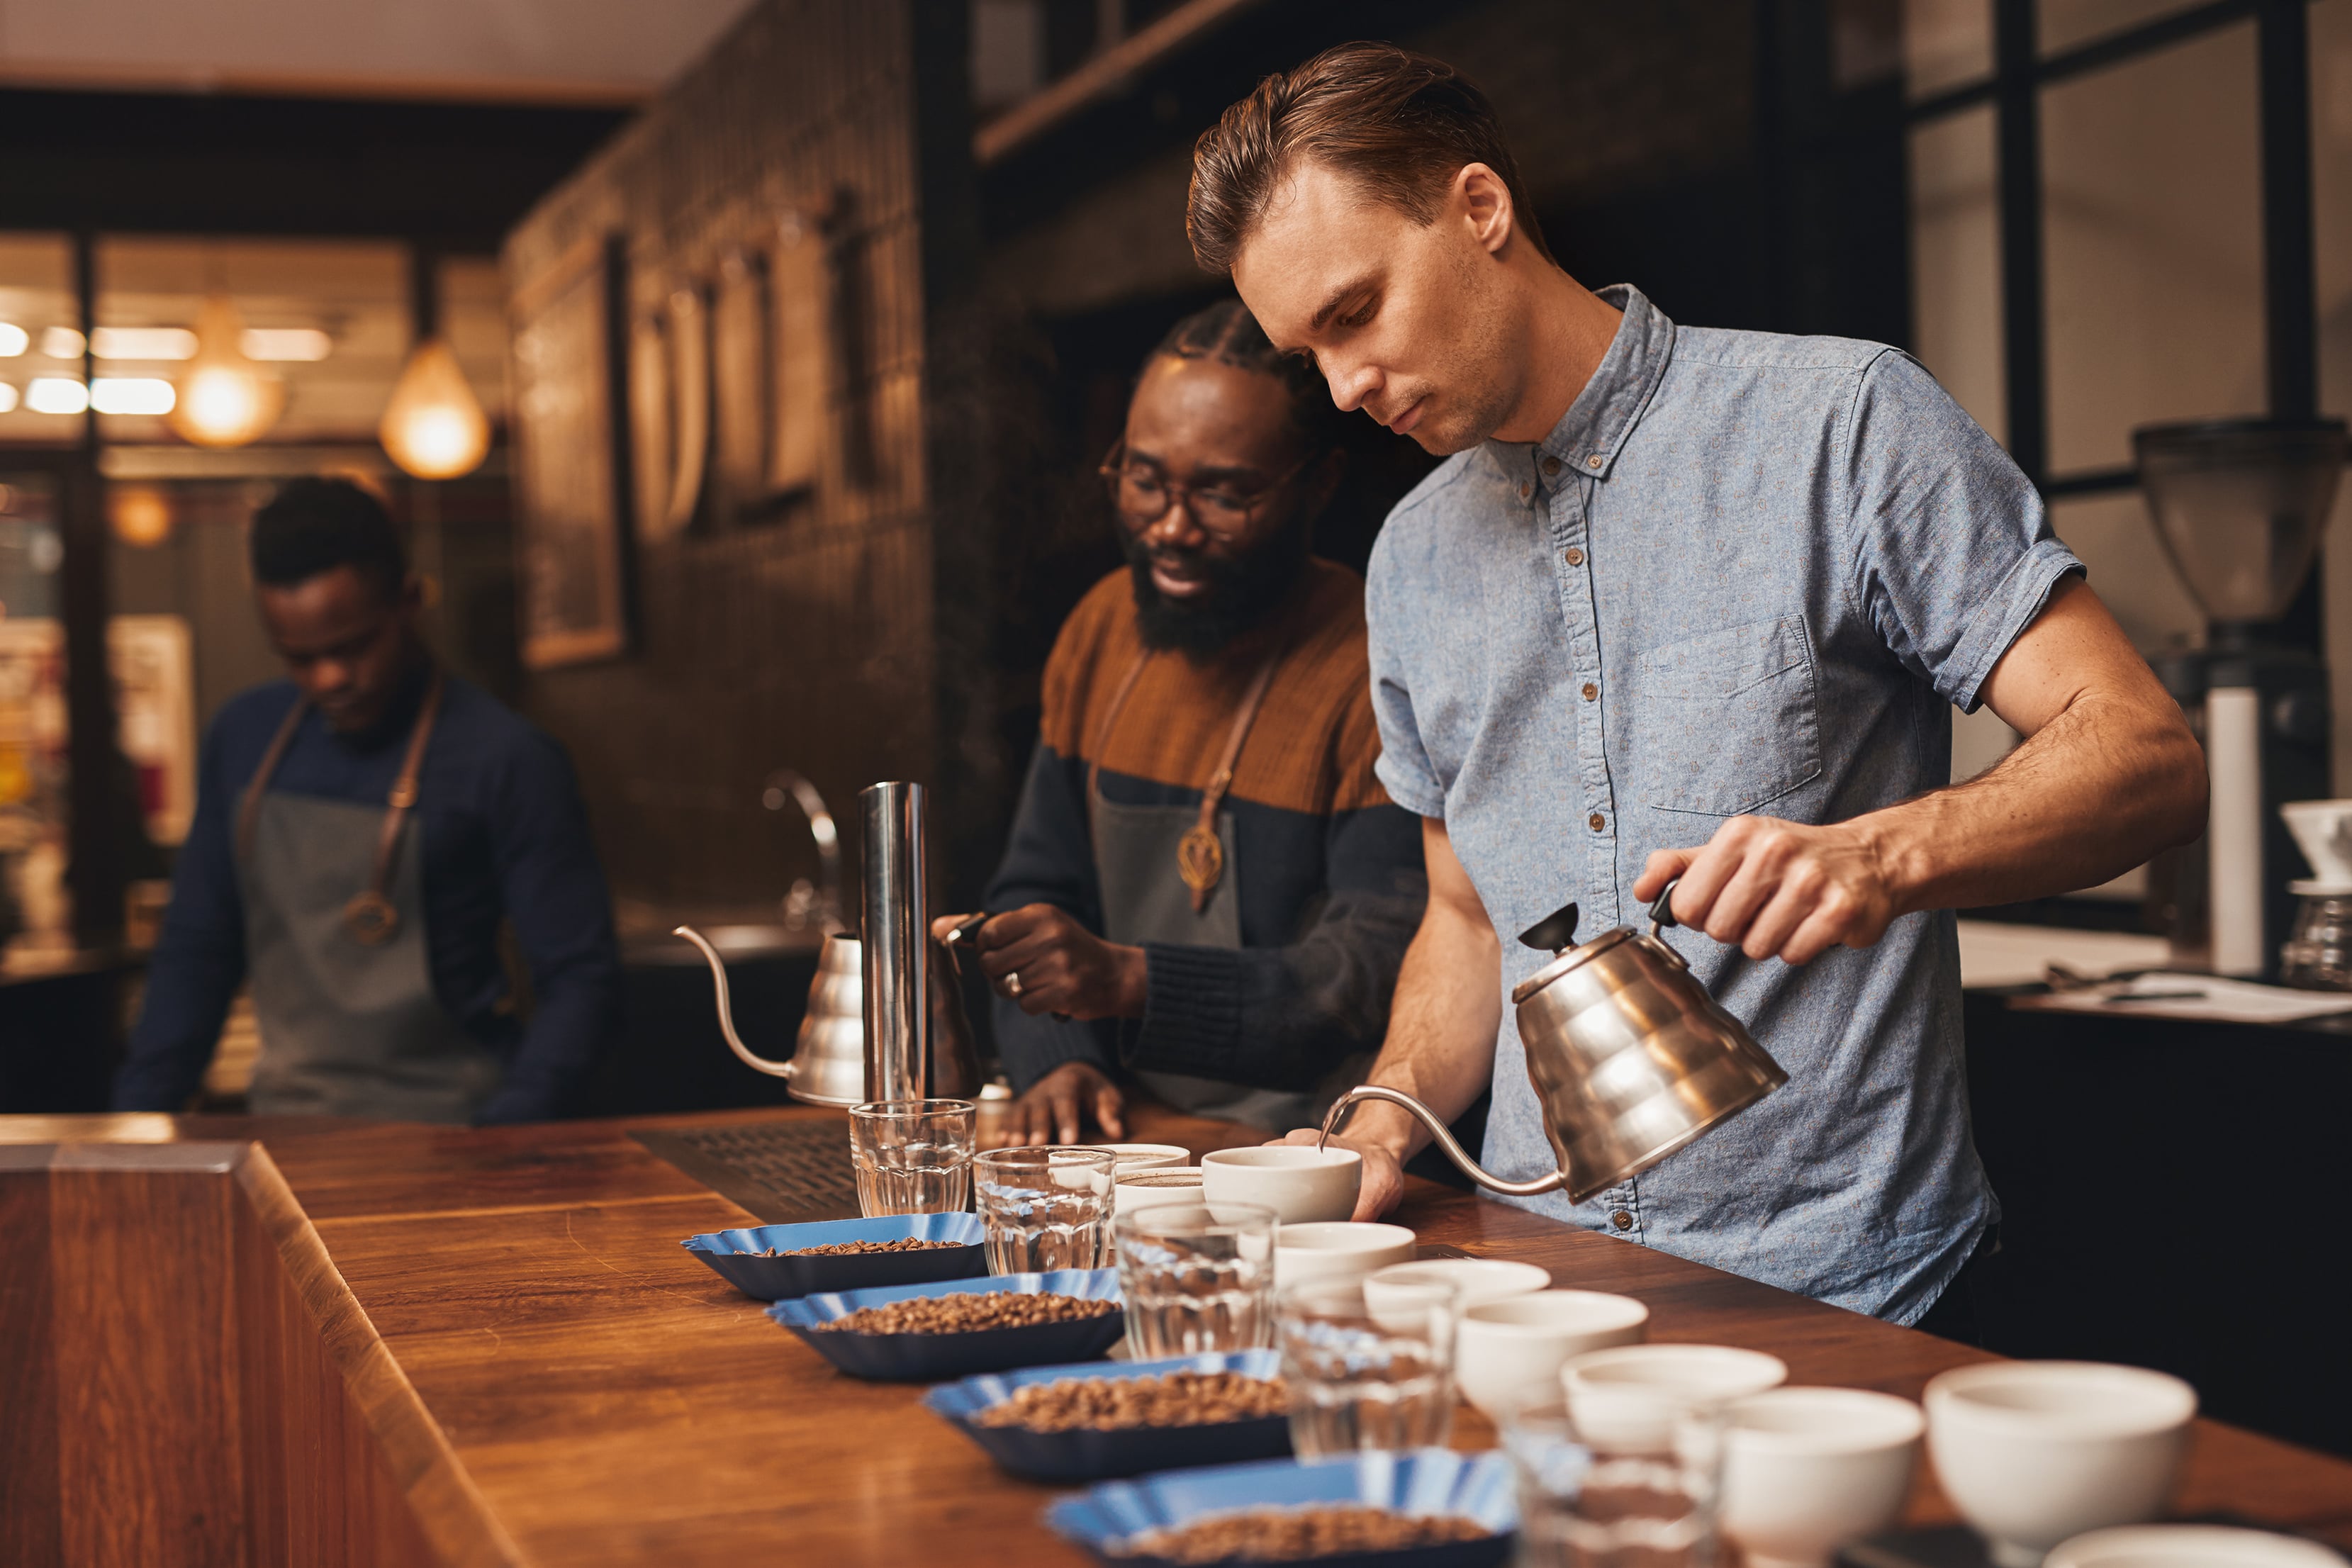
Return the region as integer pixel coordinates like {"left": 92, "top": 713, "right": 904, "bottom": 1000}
{"left": 1905, "top": 0, "right": 2323, "bottom": 510}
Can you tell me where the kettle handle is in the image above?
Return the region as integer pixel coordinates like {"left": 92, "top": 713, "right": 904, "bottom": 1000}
{"left": 1648, "top": 877, "right": 1683, "bottom": 936}
{"left": 1316, "top": 1086, "right": 1568, "bottom": 1199}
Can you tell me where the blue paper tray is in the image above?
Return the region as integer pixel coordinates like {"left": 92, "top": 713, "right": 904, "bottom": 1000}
{"left": 682, "top": 1213, "right": 987, "bottom": 1301}
{"left": 769, "top": 1267, "right": 1124, "bottom": 1381}
{"left": 925, "top": 1348, "right": 1292, "bottom": 1482}
{"left": 1047, "top": 1450, "right": 1517, "bottom": 1568}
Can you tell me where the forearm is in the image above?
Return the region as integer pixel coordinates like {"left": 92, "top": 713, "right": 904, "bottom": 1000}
{"left": 115, "top": 936, "right": 242, "bottom": 1111}
{"left": 1342, "top": 897, "right": 1501, "bottom": 1164}
{"left": 993, "top": 999, "right": 1114, "bottom": 1092}
{"left": 1872, "top": 688, "right": 2205, "bottom": 917}
{"left": 1128, "top": 883, "right": 1421, "bottom": 1091}
{"left": 476, "top": 968, "right": 615, "bottom": 1123}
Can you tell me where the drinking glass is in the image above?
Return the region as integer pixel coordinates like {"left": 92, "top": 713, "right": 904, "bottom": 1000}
{"left": 974, "top": 1146, "right": 1116, "bottom": 1272}
{"left": 846, "top": 1099, "right": 975, "bottom": 1216}
{"left": 1113, "top": 1202, "right": 1278, "bottom": 1358}
{"left": 1501, "top": 1401, "right": 1724, "bottom": 1568}
{"left": 1276, "top": 1276, "right": 1457, "bottom": 1457}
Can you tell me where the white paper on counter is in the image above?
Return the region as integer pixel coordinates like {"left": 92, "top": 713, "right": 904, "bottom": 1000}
{"left": 2015, "top": 971, "right": 2352, "bottom": 1024}
{"left": 1956, "top": 919, "right": 2174, "bottom": 990}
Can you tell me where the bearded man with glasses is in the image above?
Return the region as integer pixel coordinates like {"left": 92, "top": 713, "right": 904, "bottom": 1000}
{"left": 935, "top": 301, "right": 1429, "bottom": 1147}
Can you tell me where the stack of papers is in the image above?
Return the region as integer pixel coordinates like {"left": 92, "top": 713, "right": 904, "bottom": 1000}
{"left": 2015, "top": 971, "right": 2352, "bottom": 1024}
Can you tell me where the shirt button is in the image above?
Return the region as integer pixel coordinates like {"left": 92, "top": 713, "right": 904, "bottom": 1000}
{"left": 1581, "top": 682, "right": 1598, "bottom": 701}
{"left": 1542, "top": 456, "right": 1562, "bottom": 476}
{"left": 1611, "top": 1209, "right": 1635, "bottom": 1231}
{"left": 1587, "top": 454, "right": 1604, "bottom": 470}
{"left": 1589, "top": 812, "right": 1607, "bottom": 833}
{"left": 1519, "top": 483, "right": 1532, "bottom": 501}
{"left": 1564, "top": 547, "right": 1584, "bottom": 566}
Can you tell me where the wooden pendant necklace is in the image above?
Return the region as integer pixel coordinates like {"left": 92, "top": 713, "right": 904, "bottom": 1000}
{"left": 1088, "top": 642, "right": 1284, "bottom": 914}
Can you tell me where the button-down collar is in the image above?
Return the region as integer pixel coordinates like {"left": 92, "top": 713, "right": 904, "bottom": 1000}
{"left": 1533, "top": 284, "right": 1675, "bottom": 481}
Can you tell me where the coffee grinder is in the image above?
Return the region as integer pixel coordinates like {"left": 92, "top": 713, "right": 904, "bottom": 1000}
{"left": 2139, "top": 418, "right": 2348, "bottom": 978}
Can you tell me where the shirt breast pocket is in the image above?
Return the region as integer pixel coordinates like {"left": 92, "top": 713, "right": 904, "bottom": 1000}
{"left": 1632, "top": 615, "right": 1823, "bottom": 816}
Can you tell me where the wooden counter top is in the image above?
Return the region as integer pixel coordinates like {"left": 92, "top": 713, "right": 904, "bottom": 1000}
{"left": 6, "top": 1104, "right": 2349, "bottom": 1567}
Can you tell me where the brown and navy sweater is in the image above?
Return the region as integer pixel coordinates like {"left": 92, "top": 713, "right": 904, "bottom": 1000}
{"left": 984, "top": 559, "right": 1427, "bottom": 1092}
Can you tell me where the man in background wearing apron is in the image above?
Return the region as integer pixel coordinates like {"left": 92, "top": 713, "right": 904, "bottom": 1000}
{"left": 940, "top": 302, "right": 1427, "bottom": 1145}
{"left": 114, "top": 478, "right": 620, "bottom": 1124}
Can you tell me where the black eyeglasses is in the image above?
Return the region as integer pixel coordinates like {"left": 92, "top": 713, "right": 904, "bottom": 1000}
{"left": 1099, "top": 440, "right": 1319, "bottom": 538}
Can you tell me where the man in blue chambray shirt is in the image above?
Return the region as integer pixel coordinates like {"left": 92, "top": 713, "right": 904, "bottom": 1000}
{"left": 1185, "top": 44, "right": 2206, "bottom": 1327}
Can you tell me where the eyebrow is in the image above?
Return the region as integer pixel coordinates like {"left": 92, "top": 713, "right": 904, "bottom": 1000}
{"left": 1124, "top": 449, "right": 1268, "bottom": 485}
{"left": 1307, "top": 271, "right": 1380, "bottom": 334}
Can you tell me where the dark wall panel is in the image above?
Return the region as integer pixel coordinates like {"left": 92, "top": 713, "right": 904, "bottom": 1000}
{"left": 505, "top": 1, "right": 945, "bottom": 914}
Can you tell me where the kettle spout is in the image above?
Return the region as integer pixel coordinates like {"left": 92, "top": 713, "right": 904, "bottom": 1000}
{"left": 1316, "top": 1085, "right": 1568, "bottom": 1199}
{"left": 673, "top": 925, "right": 797, "bottom": 1078}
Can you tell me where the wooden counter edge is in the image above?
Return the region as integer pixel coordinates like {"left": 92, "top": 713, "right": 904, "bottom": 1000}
{"left": 234, "top": 1143, "right": 527, "bottom": 1568}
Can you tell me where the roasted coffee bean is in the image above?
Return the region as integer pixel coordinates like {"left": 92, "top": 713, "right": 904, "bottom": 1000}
{"left": 973, "top": 1371, "right": 1287, "bottom": 1432}
{"left": 1114, "top": 1506, "right": 1492, "bottom": 1562}
{"left": 740, "top": 1238, "right": 965, "bottom": 1258}
{"left": 812, "top": 1292, "right": 1116, "bottom": 1335}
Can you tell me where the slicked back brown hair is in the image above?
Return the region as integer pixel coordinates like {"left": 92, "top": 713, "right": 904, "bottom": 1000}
{"left": 1187, "top": 41, "right": 1551, "bottom": 277}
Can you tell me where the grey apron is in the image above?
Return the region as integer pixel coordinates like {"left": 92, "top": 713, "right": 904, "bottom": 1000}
{"left": 1089, "top": 650, "right": 1368, "bottom": 1133}
{"left": 235, "top": 677, "right": 499, "bottom": 1121}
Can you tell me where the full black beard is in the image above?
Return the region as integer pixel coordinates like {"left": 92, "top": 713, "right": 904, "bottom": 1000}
{"left": 1123, "top": 515, "right": 1309, "bottom": 657}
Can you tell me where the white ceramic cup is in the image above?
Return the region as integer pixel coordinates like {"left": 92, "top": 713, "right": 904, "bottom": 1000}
{"left": 1271, "top": 1221, "right": 1416, "bottom": 1288}
{"left": 1455, "top": 1289, "right": 1649, "bottom": 1421}
{"left": 1111, "top": 1166, "right": 1205, "bottom": 1215}
{"left": 1718, "top": 1387, "right": 1927, "bottom": 1568}
{"left": 2046, "top": 1525, "right": 2349, "bottom": 1568}
{"left": 1562, "top": 1343, "right": 1790, "bottom": 1455}
{"left": 1200, "top": 1145, "right": 1362, "bottom": 1224}
{"left": 1365, "top": 1258, "right": 1551, "bottom": 1327}
{"left": 1924, "top": 1361, "right": 2197, "bottom": 1568}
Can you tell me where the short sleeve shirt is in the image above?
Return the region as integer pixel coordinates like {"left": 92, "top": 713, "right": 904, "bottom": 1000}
{"left": 1365, "top": 285, "right": 2081, "bottom": 1323}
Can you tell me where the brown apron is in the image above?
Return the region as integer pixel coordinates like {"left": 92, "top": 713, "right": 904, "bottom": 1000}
{"left": 233, "top": 674, "right": 499, "bottom": 1121}
{"left": 1085, "top": 648, "right": 1370, "bottom": 1131}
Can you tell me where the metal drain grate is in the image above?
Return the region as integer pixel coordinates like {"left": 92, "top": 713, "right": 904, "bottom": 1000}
{"left": 633, "top": 1117, "right": 861, "bottom": 1224}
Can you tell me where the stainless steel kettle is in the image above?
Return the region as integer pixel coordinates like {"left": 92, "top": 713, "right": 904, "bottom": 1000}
{"left": 678, "top": 778, "right": 979, "bottom": 1106}
{"left": 677, "top": 923, "right": 868, "bottom": 1105}
{"left": 1318, "top": 882, "right": 1788, "bottom": 1204}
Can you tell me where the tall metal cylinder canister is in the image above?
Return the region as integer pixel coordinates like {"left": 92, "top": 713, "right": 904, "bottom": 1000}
{"left": 858, "top": 781, "right": 929, "bottom": 1101}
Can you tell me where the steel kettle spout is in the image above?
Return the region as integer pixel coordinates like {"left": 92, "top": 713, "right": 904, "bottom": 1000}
{"left": 1316, "top": 1085, "right": 1567, "bottom": 1199}
{"left": 674, "top": 924, "right": 797, "bottom": 1078}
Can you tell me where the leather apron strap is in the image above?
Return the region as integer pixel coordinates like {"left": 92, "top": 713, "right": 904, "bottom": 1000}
{"left": 235, "top": 671, "right": 446, "bottom": 946}
{"left": 1086, "top": 644, "right": 1284, "bottom": 914}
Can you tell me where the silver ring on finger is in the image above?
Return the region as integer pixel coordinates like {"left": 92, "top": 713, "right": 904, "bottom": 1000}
{"left": 1003, "top": 970, "right": 1024, "bottom": 999}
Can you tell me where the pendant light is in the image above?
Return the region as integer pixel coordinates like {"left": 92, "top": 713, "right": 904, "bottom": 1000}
{"left": 168, "top": 295, "right": 284, "bottom": 448}
{"left": 379, "top": 245, "right": 489, "bottom": 480}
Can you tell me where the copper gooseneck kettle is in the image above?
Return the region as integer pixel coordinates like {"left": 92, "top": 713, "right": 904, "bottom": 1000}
{"left": 1318, "top": 883, "right": 1788, "bottom": 1205}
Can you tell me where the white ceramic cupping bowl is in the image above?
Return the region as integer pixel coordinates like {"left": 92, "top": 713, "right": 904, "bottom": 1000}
{"left": 1366, "top": 1259, "right": 1550, "bottom": 1318}
{"left": 2046, "top": 1525, "right": 2348, "bottom": 1568}
{"left": 1925, "top": 1361, "right": 2197, "bottom": 1568}
{"left": 1200, "top": 1145, "right": 1362, "bottom": 1224}
{"left": 1562, "top": 1343, "right": 1791, "bottom": 1455}
{"left": 1092, "top": 1143, "right": 1191, "bottom": 1170}
{"left": 1272, "top": 1221, "right": 1416, "bottom": 1287}
{"left": 1454, "top": 1289, "right": 1648, "bottom": 1421}
{"left": 1111, "top": 1166, "right": 1205, "bottom": 1215}
{"left": 1718, "top": 1387, "right": 1927, "bottom": 1568}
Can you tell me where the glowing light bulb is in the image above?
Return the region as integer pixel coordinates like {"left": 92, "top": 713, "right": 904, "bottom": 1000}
{"left": 28, "top": 377, "right": 89, "bottom": 415}
{"left": 166, "top": 296, "right": 283, "bottom": 448}
{"left": 379, "top": 338, "right": 489, "bottom": 480}
{"left": 0, "top": 383, "right": 18, "bottom": 413}
{"left": 108, "top": 486, "right": 174, "bottom": 547}
{"left": 0, "top": 323, "right": 26, "bottom": 357}
{"left": 92, "top": 378, "right": 177, "bottom": 415}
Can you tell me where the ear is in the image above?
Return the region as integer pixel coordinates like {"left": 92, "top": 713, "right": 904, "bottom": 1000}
{"left": 1456, "top": 163, "right": 1516, "bottom": 257}
{"left": 396, "top": 573, "right": 427, "bottom": 618}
